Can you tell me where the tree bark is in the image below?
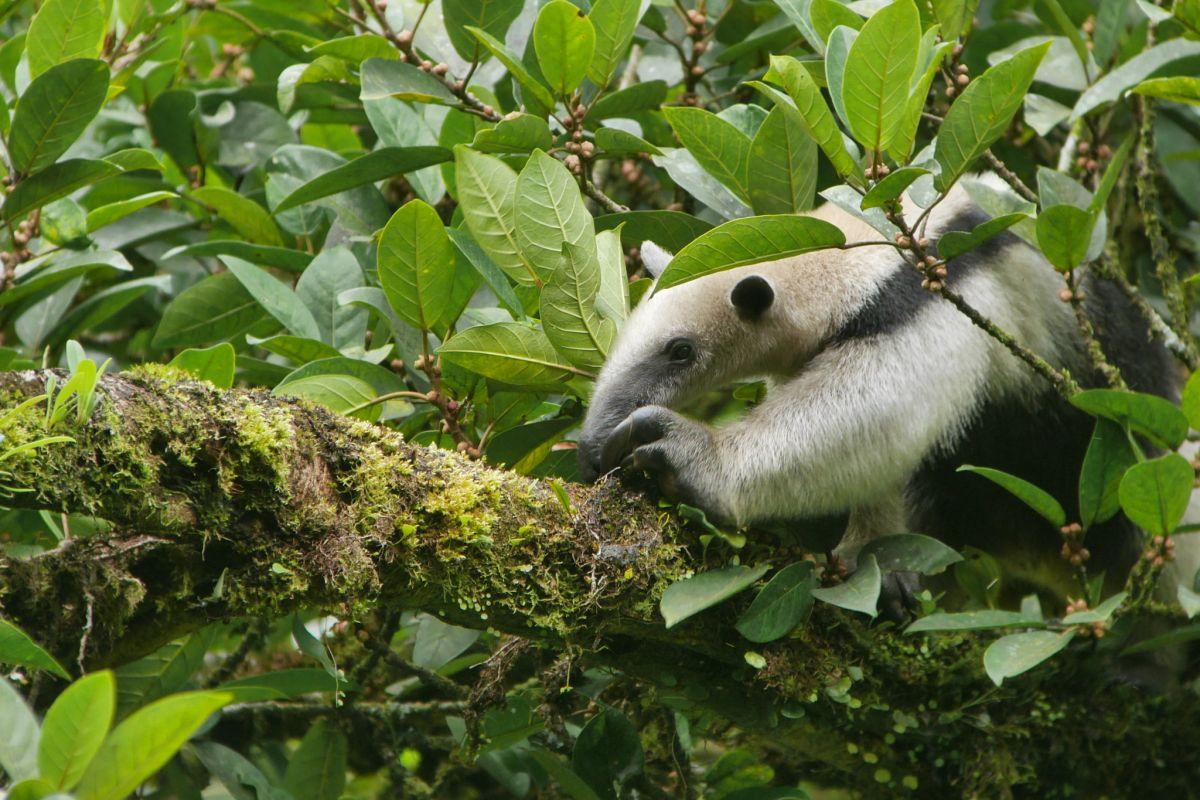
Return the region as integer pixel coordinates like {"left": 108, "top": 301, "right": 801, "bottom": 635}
{"left": 1, "top": 369, "right": 1198, "bottom": 798}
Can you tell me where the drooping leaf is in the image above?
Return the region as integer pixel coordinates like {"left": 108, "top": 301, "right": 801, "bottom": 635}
{"left": 1070, "top": 389, "right": 1190, "bottom": 450}
{"left": 858, "top": 533, "right": 964, "bottom": 575}
{"left": 295, "top": 247, "right": 367, "bottom": 349}
{"left": 958, "top": 465, "right": 1067, "bottom": 528}
{"left": 2, "top": 159, "right": 119, "bottom": 222}
{"left": 735, "top": 562, "right": 818, "bottom": 643}
{"left": 1072, "top": 39, "right": 1200, "bottom": 120}
{"left": 443, "top": 0, "right": 523, "bottom": 60}
{"left": 282, "top": 720, "right": 348, "bottom": 800}
{"left": 533, "top": 0, "right": 596, "bottom": 96}
{"left": 465, "top": 26, "right": 556, "bottom": 114}
{"left": 114, "top": 629, "right": 216, "bottom": 717}
{"left": 984, "top": 630, "right": 1074, "bottom": 686}
{"left": 0, "top": 618, "right": 70, "bottom": 678}
{"left": 1079, "top": 419, "right": 1138, "bottom": 530}
{"left": 663, "top": 107, "right": 753, "bottom": 204}
{"left": 937, "top": 213, "right": 1026, "bottom": 260}
{"left": 860, "top": 167, "right": 929, "bottom": 209}
{"left": 1036, "top": 204, "right": 1096, "bottom": 271}
{"left": 588, "top": 81, "right": 668, "bottom": 120}
{"left": 0, "top": 679, "right": 40, "bottom": 783}
{"left": 1119, "top": 453, "right": 1195, "bottom": 537}
{"left": 359, "top": 57, "right": 457, "bottom": 105}
{"left": 541, "top": 242, "right": 615, "bottom": 371}
{"left": 748, "top": 105, "right": 818, "bottom": 214}
{"left": 222, "top": 256, "right": 322, "bottom": 341}
{"left": 153, "top": 272, "right": 267, "bottom": 349}
{"left": 935, "top": 40, "right": 1052, "bottom": 191}
{"left": 839, "top": 0, "right": 920, "bottom": 154}
{"left": 760, "top": 57, "right": 862, "bottom": 183}
{"left": 39, "top": 671, "right": 115, "bottom": 791}
{"left": 191, "top": 187, "right": 283, "bottom": 246}
{"left": 191, "top": 741, "right": 292, "bottom": 800}
{"left": 514, "top": 150, "right": 597, "bottom": 285}
{"left": 811, "top": 554, "right": 882, "bottom": 617}
{"left": 572, "top": 708, "right": 645, "bottom": 800}
{"left": 8, "top": 58, "right": 109, "bottom": 175}
{"left": 454, "top": 146, "right": 541, "bottom": 286}
{"left": 660, "top": 564, "right": 771, "bottom": 628}
{"left": 655, "top": 214, "right": 845, "bottom": 290}
{"left": 378, "top": 199, "right": 457, "bottom": 332}
{"left": 412, "top": 615, "right": 480, "bottom": 670}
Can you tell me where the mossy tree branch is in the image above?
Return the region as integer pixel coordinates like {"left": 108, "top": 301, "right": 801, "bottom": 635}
{"left": 1, "top": 370, "right": 1199, "bottom": 797}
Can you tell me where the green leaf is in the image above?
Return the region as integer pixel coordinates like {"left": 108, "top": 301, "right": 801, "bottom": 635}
{"left": 587, "top": 0, "right": 641, "bottom": 87}
{"left": 588, "top": 81, "right": 668, "bottom": 120}
{"left": 295, "top": 247, "right": 367, "bottom": 349}
{"left": 735, "top": 562, "right": 818, "bottom": 643}
{"left": 594, "top": 210, "right": 713, "bottom": 253}
{"left": 162, "top": 241, "right": 313, "bottom": 273}
{"left": 114, "top": 630, "right": 216, "bottom": 717}
{"left": 273, "top": 146, "right": 452, "bottom": 213}
{"left": 1131, "top": 76, "right": 1200, "bottom": 105}
{"left": 47, "top": 277, "right": 168, "bottom": 347}
{"left": 1069, "top": 388, "right": 1189, "bottom": 449}
{"left": 660, "top": 564, "right": 770, "bottom": 628}
{"left": 1079, "top": 419, "right": 1137, "bottom": 529}
{"left": 934, "top": 40, "right": 1052, "bottom": 191}
{"left": 514, "top": 150, "right": 597, "bottom": 285}
{"left": 282, "top": 720, "right": 348, "bottom": 800}
{"left": 153, "top": 272, "right": 267, "bottom": 348}
{"left": 273, "top": 373, "right": 379, "bottom": 420}
{"left": 1072, "top": 40, "right": 1200, "bottom": 120}
{"left": 1119, "top": 453, "right": 1195, "bottom": 537}
{"left": 0, "top": 618, "right": 70, "bottom": 678}
{"left": 936, "top": 213, "right": 1026, "bottom": 260}
{"left": 840, "top": 0, "right": 920, "bottom": 154}
{"left": 824, "top": 25, "right": 855, "bottom": 130}
{"left": 277, "top": 56, "right": 351, "bottom": 114}
{"left": 957, "top": 465, "right": 1067, "bottom": 527}
{"left": 1036, "top": 204, "right": 1096, "bottom": 271}
{"left": 192, "top": 187, "right": 283, "bottom": 246}
{"left": 595, "top": 229, "right": 629, "bottom": 322}
{"left": 0, "top": 679, "right": 40, "bottom": 783}
{"left": 359, "top": 57, "right": 457, "bottom": 105}
{"left": 252, "top": 335, "right": 341, "bottom": 366}
{"left": 1061, "top": 591, "right": 1127, "bottom": 624}
{"left": 307, "top": 33, "right": 398, "bottom": 63}
{"left": 454, "top": 146, "right": 541, "bottom": 287}
{"left": 378, "top": 199, "right": 457, "bottom": 332}
{"left": 465, "top": 26, "right": 556, "bottom": 114}
{"left": 39, "top": 671, "right": 115, "bottom": 791}
{"left": 220, "top": 668, "right": 342, "bottom": 702}
{"left": 447, "top": 228, "right": 523, "bottom": 317}
{"left": 533, "top": 0, "right": 596, "bottom": 96}
{"left": 25, "top": 0, "right": 107, "bottom": 78}
{"left": 530, "top": 748, "right": 604, "bottom": 800}
{"left": 858, "top": 533, "right": 964, "bottom": 575}
{"left": 223, "top": 256, "right": 322, "bottom": 341}
{"left": 191, "top": 741, "right": 292, "bottom": 800}
{"left": 655, "top": 214, "right": 845, "bottom": 290}
{"left": 810, "top": 0, "right": 863, "bottom": 42}
{"left": 594, "top": 127, "right": 662, "bottom": 157}
{"left": 443, "top": 0, "right": 523, "bottom": 60}
{"left": 291, "top": 616, "right": 337, "bottom": 677}
{"left": 811, "top": 554, "right": 882, "bottom": 617}
{"left": 907, "top": 609, "right": 1042, "bottom": 633}
{"left": 86, "top": 191, "right": 178, "bottom": 232}
{"left": 891, "top": 37, "right": 954, "bottom": 162}
{"left": 2, "top": 159, "right": 119, "bottom": 222}
{"left": 761, "top": 57, "right": 862, "bottom": 183}
{"left": 572, "top": 708, "right": 644, "bottom": 799}
{"left": 75, "top": 691, "right": 234, "bottom": 800}
{"left": 663, "top": 107, "right": 753, "bottom": 204}
{"left": 412, "top": 615, "right": 480, "bottom": 670}
{"left": 0, "top": 250, "right": 130, "bottom": 310}
{"left": 929, "top": 0, "right": 979, "bottom": 40}
{"left": 8, "top": 59, "right": 109, "bottom": 175}
{"left": 984, "top": 630, "right": 1074, "bottom": 686}
{"left": 1183, "top": 370, "right": 1200, "bottom": 431}
{"left": 168, "top": 344, "right": 236, "bottom": 389}
{"left": 859, "top": 166, "right": 929, "bottom": 209}
{"left": 748, "top": 105, "right": 818, "bottom": 214}
{"left": 541, "top": 242, "right": 615, "bottom": 371}
{"left": 471, "top": 114, "right": 554, "bottom": 154}
{"left": 439, "top": 322, "right": 581, "bottom": 384}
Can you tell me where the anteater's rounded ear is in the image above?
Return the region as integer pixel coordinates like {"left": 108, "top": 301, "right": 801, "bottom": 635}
{"left": 730, "top": 275, "right": 774, "bottom": 319}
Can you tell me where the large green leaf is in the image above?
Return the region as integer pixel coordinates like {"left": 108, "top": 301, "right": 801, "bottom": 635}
{"left": 223, "top": 256, "right": 322, "bottom": 341}
{"left": 541, "top": 241, "right": 615, "bottom": 371}
{"left": 359, "top": 58, "right": 456, "bottom": 105}
{"left": 465, "top": 26, "right": 556, "bottom": 114}
{"left": 811, "top": 554, "right": 882, "bottom": 616}
{"left": 281, "top": 721, "right": 347, "bottom": 800}
{"left": 573, "top": 708, "right": 644, "bottom": 799}
{"left": 891, "top": 35, "right": 954, "bottom": 162}
{"left": 39, "top": 671, "right": 115, "bottom": 791}
{"left": 594, "top": 210, "right": 713, "bottom": 253}
{"left": 75, "top": 691, "right": 234, "bottom": 800}
{"left": 1069, "top": 389, "right": 1189, "bottom": 450}
{"left": 273, "top": 146, "right": 452, "bottom": 212}
{"left": 471, "top": 114, "right": 554, "bottom": 154}
{"left": 8, "top": 59, "right": 108, "bottom": 175}
{"left": 663, "top": 107, "right": 752, "bottom": 204}
{"left": 25, "top": 0, "right": 107, "bottom": 78}
{"left": 514, "top": 150, "right": 597, "bottom": 284}
{"left": 295, "top": 247, "right": 367, "bottom": 349}
{"left": 153, "top": 272, "right": 267, "bottom": 348}
{"left": 1131, "top": 76, "right": 1200, "bottom": 105}
{"left": 929, "top": 0, "right": 980, "bottom": 40}
{"left": 1036, "top": 205, "right": 1096, "bottom": 271}
{"left": 587, "top": 0, "right": 641, "bottom": 87}
{"left": 935, "top": 40, "right": 1052, "bottom": 191}
{"left": 0, "top": 250, "right": 130, "bottom": 310}
{"left": 734, "top": 562, "right": 818, "bottom": 643}
{"left": 533, "top": 0, "right": 596, "bottom": 96}
{"left": 0, "top": 617, "right": 70, "bottom": 678}
{"left": 192, "top": 187, "right": 283, "bottom": 246}
{"left": 958, "top": 465, "right": 1066, "bottom": 528}
{"left": 191, "top": 741, "right": 292, "bottom": 800}
{"left": 439, "top": 322, "right": 582, "bottom": 384}
{"left": 660, "top": 564, "right": 771, "bottom": 628}
{"left": 748, "top": 105, "right": 818, "bottom": 214}
{"left": 655, "top": 214, "right": 845, "bottom": 290}
{"left": 114, "top": 630, "right": 216, "bottom": 717}
{"left": 0, "top": 679, "right": 40, "bottom": 783}
{"left": 378, "top": 199, "right": 457, "bottom": 332}
{"left": 858, "top": 533, "right": 964, "bottom": 575}
{"left": 937, "top": 213, "right": 1026, "bottom": 260}
{"left": 1119, "top": 453, "right": 1195, "bottom": 537}
{"left": 1072, "top": 40, "right": 1200, "bottom": 120}
{"left": 588, "top": 81, "right": 668, "bottom": 120}
{"left": 984, "top": 630, "right": 1074, "bottom": 686}
{"left": 86, "top": 191, "right": 178, "bottom": 232}
{"left": 2, "top": 158, "right": 119, "bottom": 222}
{"left": 443, "top": 0, "right": 523, "bottom": 60}
{"left": 168, "top": 344, "right": 237, "bottom": 389}
{"left": 840, "top": 0, "right": 919, "bottom": 154}
{"left": 454, "top": 146, "right": 541, "bottom": 286}
{"left": 761, "top": 56, "right": 861, "bottom": 183}
{"left": 161, "top": 241, "right": 313, "bottom": 273}
{"left": 1078, "top": 419, "right": 1137, "bottom": 529}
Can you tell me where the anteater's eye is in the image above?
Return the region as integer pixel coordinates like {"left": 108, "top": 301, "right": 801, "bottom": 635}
{"left": 667, "top": 338, "right": 696, "bottom": 363}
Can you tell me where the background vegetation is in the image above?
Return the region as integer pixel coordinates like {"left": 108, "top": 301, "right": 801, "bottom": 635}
{"left": 2, "top": 0, "right": 1200, "bottom": 797}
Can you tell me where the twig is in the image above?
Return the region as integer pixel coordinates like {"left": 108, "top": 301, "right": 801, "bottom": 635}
{"left": 1094, "top": 247, "right": 1199, "bottom": 370}
{"left": 582, "top": 176, "right": 630, "bottom": 214}
{"left": 206, "top": 617, "right": 270, "bottom": 687}
{"left": 1066, "top": 269, "right": 1127, "bottom": 389}
{"left": 983, "top": 150, "right": 1038, "bottom": 203}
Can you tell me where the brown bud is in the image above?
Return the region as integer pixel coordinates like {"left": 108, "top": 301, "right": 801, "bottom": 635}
{"left": 1097, "top": 144, "right": 1112, "bottom": 159}
{"left": 1086, "top": 159, "right": 1099, "bottom": 172}
{"left": 564, "top": 154, "right": 581, "bottom": 172}
{"left": 945, "top": 86, "right": 956, "bottom": 99}
{"left": 467, "top": 446, "right": 481, "bottom": 459}
{"left": 1076, "top": 156, "right": 1089, "bottom": 169}
{"left": 390, "top": 359, "right": 405, "bottom": 371}
{"left": 953, "top": 44, "right": 964, "bottom": 57}
{"left": 690, "top": 65, "right": 705, "bottom": 77}
{"left": 425, "top": 390, "right": 439, "bottom": 403}
{"left": 433, "top": 63, "right": 449, "bottom": 76}
{"left": 419, "top": 59, "right": 433, "bottom": 72}
{"left": 955, "top": 63, "right": 969, "bottom": 75}
{"left": 1059, "top": 288, "right": 1074, "bottom": 302}
{"left": 581, "top": 142, "right": 595, "bottom": 157}
{"left": 687, "top": 9, "right": 705, "bottom": 25}
{"left": 446, "top": 399, "right": 460, "bottom": 413}
{"left": 955, "top": 73, "right": 969, "bottom": 87}
{"left": 481, "top": 105, "right": 495, "bottom": 117}
{"left": 693, "top": 41, "right": 707, "bottom": 56}
{"left": 396, "top": 30, "right": 413, "bottom": 46}
{"left": 1077, "top": 141, "right": 1091, "bottom": 155}
{"left": 895, "top": 234, "right": 912, "bottom": 248}
{"left": 457, "top": 441, "right": 471, "bottom": 452}
{"left": 686, "top": 25, "right": 700, "bottom": 37}
{"left": 221, "top": 43, "right": 242, "bottom": 57}
{"left": 918, "top": 238, "right": 930, "bottom": 249}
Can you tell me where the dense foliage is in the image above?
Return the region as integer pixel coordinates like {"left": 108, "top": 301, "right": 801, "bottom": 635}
{"left": 4, "top": 0, "right": 1200, "bottom": 796}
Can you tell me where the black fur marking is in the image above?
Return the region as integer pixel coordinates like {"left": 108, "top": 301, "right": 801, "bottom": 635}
{"left": 731, "top": 275, "right": 775, "bottom": 319}
{"left": 830, "top": 207, "right": 1017, "bottom": 343}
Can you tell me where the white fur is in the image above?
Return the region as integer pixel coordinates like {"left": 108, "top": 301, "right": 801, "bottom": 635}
{"left": 640, "top": 241, "right": 673, "bottom": 278}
